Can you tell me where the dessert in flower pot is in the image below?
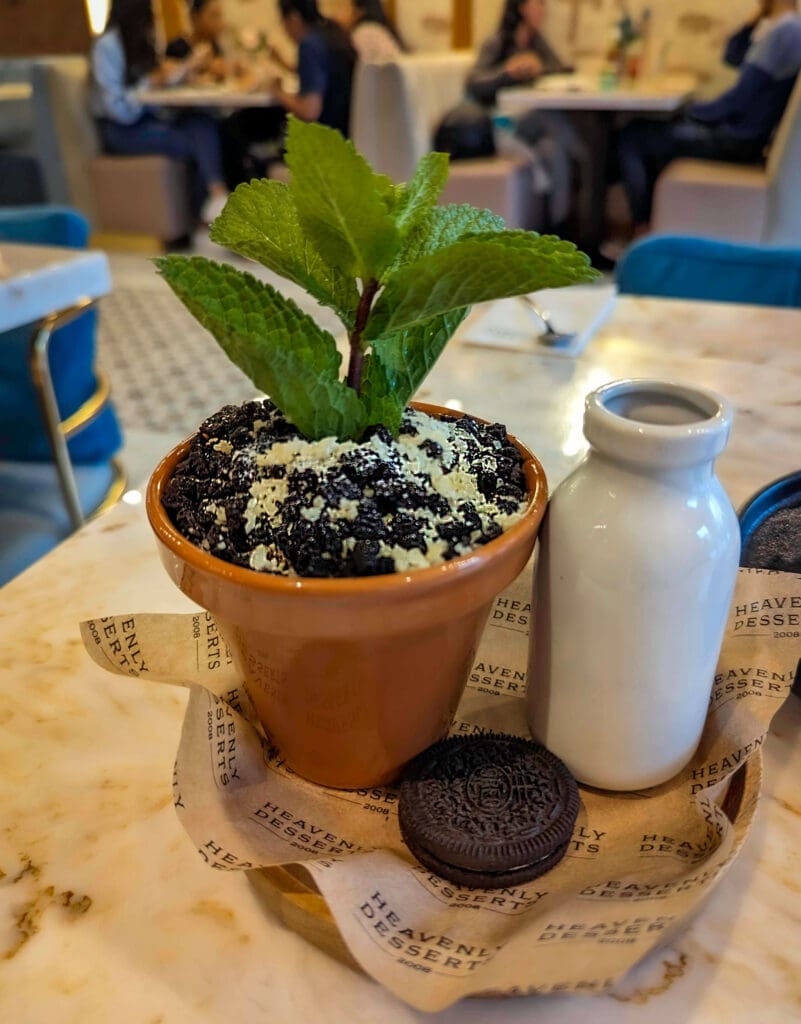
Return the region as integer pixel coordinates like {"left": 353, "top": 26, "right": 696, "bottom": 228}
{"left": 147, "top": 117, "right": 597, "bottom": 789}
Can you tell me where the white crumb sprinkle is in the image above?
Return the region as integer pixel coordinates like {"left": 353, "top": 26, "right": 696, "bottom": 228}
{"left": 186, "top": 402, "right": 528, "bottom": 577}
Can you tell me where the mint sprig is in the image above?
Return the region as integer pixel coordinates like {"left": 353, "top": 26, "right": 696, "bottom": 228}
{"left": 367, "top": 232, "right": 594, "bottom": 338}
{"left": 209, "top": 178, "right": 358, "bottom": 328}
{"left": 155, "top": 256, "right": 366, "bottom": 439}
{"left": 284, "top": 119, "right": 399, "bottom": 280}
{"left": 158, "top": 117, "right": 600, "bottom": 442}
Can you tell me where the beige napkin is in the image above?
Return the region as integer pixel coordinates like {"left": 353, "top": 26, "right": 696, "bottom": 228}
{"left": 81, "top": 567, "right": 801, "bottom": 1011}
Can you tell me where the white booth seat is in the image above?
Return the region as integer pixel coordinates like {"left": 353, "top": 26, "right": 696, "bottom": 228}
{"left": 30, "top": 56, "right": 192, "bottom": 243}
{"left": 652, "top": 75, "right": 801, "bottom": 245}
{"left": 350, "top": 55, "right": 537, "bottom": 229}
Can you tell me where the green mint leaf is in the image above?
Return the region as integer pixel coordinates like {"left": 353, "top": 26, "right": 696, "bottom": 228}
{"left": 369, "top": 308, "right": 470, "bottom": 412}
{"left": 155, "top": 256, "right": 365, "bottom": 441}
{"left": 209, "top": 179, "right": 359, "bottom": 329}
{"left": 359, "top": 354, "right": 405, "bottom": 436}
{"left": 392, "top": 152, "right": 450, "bottom": 242}
{"left": 374, "top": 174, "right": 401, "bottom": 207}
{"left": 285, "top": 117, "right": 400, "bottom": 280}
{"left": 368, "top": 231, "right": 600, "bottom": 338}
{"left": 397, "top": 203, "right": 506, "bottom": 266}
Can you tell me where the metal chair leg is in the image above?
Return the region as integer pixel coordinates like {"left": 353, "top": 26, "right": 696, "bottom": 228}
{"left": 29, "top": 298, "right": 97, "bottom": 533}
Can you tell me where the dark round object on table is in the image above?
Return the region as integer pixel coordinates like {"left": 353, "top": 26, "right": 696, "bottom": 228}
{"left": 739, "top": 469, "right": 801, "bottom": 574}
{"left": 739, "top": 470, "right": 801, "bottom": 694}
{"left": 399, "top": 734, "right": 580, "bottom": 889}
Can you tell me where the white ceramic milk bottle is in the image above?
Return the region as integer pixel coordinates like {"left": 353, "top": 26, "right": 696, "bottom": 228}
{"left": 527, "top": 379, "right": 740, "bottom": 790}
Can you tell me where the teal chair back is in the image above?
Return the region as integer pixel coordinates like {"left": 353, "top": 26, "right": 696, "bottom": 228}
{"left": 616, "top": 236, "right": 801, "bottom": 309}
{"left": 0, "top": 205, "right": 88, "bottom": 247}
{"left": 0, "top": 205, "right": 122, "bottom": 462}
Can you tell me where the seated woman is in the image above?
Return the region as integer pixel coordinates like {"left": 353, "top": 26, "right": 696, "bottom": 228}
{"left": 618, "top": 0, "right": 801, "bottom": 233}
{"left": 466, "top": 0, "right": 584, "bottom": 231}
{"left": 90, "top": 0, "right": 228, "bottom": 223}
{"left": 339, "top": 0, "right": 405, "bottom": 63}
{"left": 467, "top": 0, "right": 568, "bottom": 106}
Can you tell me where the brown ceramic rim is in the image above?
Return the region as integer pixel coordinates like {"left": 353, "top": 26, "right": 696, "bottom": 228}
{"left": 146, "top": 401, "right": 548, "bottom": 597}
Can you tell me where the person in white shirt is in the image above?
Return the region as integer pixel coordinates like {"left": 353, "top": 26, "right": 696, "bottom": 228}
{"left": 339, "top": 0, "right": 405, "bottom": 63}
{"left": 90, "top": 0, "right": 228, "bottom": 223}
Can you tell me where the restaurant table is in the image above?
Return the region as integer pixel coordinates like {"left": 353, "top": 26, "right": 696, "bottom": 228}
{"left": 137, "top": 82, "right": 290, "bottom": 109}
{"left": 496, "top": 73, "right": 698, "bottom": 256}
{"left": 497, "top": 73, "right": 698, "bottom": 117}
{"left": 1, "top": 294, "right": 800, "bottom": 1023}
{"left": 0, "top": 242, "right": 112, "bottom": 530}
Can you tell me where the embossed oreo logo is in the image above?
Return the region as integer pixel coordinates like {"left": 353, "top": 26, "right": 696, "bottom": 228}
{"left": 465, "top": 765, "right": 514, "bottom": 814}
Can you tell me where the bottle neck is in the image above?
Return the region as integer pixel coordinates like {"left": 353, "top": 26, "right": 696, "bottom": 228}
{"left": 584, "top": 380, "right": 732, "bottom": 475}
{"left": 588, "top": 447, "right": 716, "bottom": 490}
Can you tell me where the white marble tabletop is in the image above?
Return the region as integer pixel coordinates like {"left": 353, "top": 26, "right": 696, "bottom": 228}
{"left": 497, "top": 73, "right": 698, "bottom": 115}
{"left": 0, "top": 242, "right": 112, "bottom": 334}
{"left": 1, "top": 294, "right": 800, "bottom": 1023}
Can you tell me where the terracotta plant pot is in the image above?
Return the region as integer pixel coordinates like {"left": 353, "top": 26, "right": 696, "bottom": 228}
{"left": 146, "top": 403, "right": 548, "bottom": 789}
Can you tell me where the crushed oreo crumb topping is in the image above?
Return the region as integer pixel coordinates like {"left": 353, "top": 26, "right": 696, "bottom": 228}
{"left": 162, "top": 399, "right": 528, "bottom": 578}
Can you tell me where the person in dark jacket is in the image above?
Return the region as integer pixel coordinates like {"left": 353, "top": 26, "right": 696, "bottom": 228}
{"left": 618, "top": 0, "right": 801, "bottom": 230}
{"left": 269, "top": 0, "right": 356, "bottom": 137}
{"left": 223, "top": 0, "right": 356, "bottom": 182}
{"left": 724, "top": 1, "right": 774, "bottom": 68}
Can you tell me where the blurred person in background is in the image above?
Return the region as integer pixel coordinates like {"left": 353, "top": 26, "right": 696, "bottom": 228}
{"left": 186, "top": 0, "right": 226, "bottom": 56}
{"left": 466, "top": 0, "right": 585, "bottom": 232}
{"left": 165, "top": 0, "right": 258, "bottom": 187}
{"left": 90, "top": 0, "right": 228, "bottom": 222}
{"left": 337, "top": 0, "right": 405, "bottom": 63}
{"left": 467, "top": 0, "right": 568, "bottom": 106}
{"left": 225, "top": 0, "right": 355, "bottom": 178}
{"left": 617, "top": 0, "right": 801, "bottom": 234}
{"left": 270, "top": 0, "right": 356, "bottom": 136}
{"left": 166, "top": 0, "right": 235, "bottom": 80}
{"left": 725, "top": 0, "right": 781, "bottom": 67}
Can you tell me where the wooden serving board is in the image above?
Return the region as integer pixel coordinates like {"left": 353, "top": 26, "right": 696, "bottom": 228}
{"left": 247, "top": 756, "right": 762, "bottom": 983}
{"left": 249, "top": 862, "right": 361, "bottom": 972}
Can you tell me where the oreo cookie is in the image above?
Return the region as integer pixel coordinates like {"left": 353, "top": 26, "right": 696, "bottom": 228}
{"left": 399, "top": 734, "right": 580, "bottom": 889}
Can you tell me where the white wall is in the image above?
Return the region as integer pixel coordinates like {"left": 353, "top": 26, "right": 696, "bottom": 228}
{"left": 472, "top": 0, "right": 503, "bottom": 46}
{"left": 397, "top": 0, "right": 453, "bottom": 52}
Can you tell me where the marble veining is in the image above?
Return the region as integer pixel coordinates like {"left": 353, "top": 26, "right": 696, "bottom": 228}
{"left": 1, "top": 295, "right": 800, "bottom": 1022}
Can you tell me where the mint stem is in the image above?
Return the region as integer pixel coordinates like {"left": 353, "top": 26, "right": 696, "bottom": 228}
{"left": 346, "top": 278, "right": 380, "bottom": 395}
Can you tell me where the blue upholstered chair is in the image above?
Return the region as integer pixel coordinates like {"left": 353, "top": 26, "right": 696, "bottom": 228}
{"left": 616, "top": 236, "right": 801, "bottom": 308}
{"left": 0, "top": 206, "right": 123, "bottom": 586}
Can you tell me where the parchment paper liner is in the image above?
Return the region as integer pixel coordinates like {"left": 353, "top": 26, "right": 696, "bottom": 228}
{"left": 81, "top": 565, "right": 801, "bottom": 1012}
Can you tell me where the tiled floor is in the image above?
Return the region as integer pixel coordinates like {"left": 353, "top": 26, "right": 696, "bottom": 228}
{"left": 100, "top": 276, "right": 255, "bottom": 434}
{"left": 99, "top": 240, "right": 344, "bottom": 487}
